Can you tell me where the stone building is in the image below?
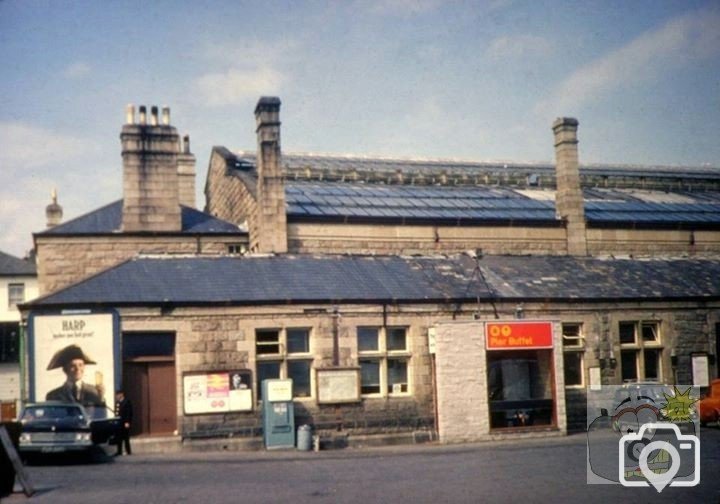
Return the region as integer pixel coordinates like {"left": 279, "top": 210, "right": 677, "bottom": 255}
{"left": 25, "top": 253, "right": 720, "bottom": 443}
{"left": 21, "top": 97, "right": 720, "bottom": 447}
{"left": 206, "top": 100, "right": 720, "bottom": 259}
{"left": 33, "top": 105, "right": 247, "bottom": 296}
{"left": 0, "top": 250, "right": 37, "bottom": 419}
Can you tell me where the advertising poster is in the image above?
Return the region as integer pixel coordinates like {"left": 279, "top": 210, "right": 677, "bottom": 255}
{"left": 183, "top": 370, "right": 252, "bottom": 414}
{"left": 29, "top": 312, "right": 117, "bottom": 412}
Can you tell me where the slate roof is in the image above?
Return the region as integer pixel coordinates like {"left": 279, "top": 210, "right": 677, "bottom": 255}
{"left": 26, "top": 254, "right": 720, "bottom": 308}
{"left": 36, "top": 200, "right": 244, "bottom": 235}
{"left": 0, "top": 250, "right": 36, "bottom": 276}
{"left": 224, "top": 151, "right": 720, "bottom": 228}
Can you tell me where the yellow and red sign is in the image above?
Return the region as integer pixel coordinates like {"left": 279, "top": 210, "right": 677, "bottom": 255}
{"left": 486, "top": 321, "right": 554, "bottom": 350}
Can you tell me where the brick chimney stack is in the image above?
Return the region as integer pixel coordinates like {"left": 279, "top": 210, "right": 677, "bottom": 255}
{"left": 121, "top": 104, "right": 181, "bottom": 232}
{"left": 45, "top": 188, "right": 63, "bottom": 228}
{"left": 177, "top": 133, "right": 196, "bottom": 208}
{"left": 254, "top": 96, "right": 287, "bottom": 253}
{"left": 552, "top": 117, "right": 587, "bottom": 256}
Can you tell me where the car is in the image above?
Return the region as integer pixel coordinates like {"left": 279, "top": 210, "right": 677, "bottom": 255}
{"left": 18, "top": 401, "right": 121, "bottom": 455}
{"left": 699, "top": 379, "right": 720, "bottom": 427}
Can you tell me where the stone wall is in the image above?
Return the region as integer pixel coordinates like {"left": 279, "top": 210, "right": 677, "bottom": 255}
{"left": 587, "top": 228, "right": 720, "bottom": 257}
{"left": 113, "top": 299, "right": 718, "bottom": 442}
{"left": 35, "top": 235, "right": 247, "bottom": 295}
{"left": 288, "top": 223, "right": 569, "bottom": 256}
{"left": 120, "top": 303, "right": 442, "bottom": 440}
{"left": 205, "top": 149, "right": 259, "bottom": 249}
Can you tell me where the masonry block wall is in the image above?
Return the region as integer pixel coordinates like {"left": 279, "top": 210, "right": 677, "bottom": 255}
{"left": 205, "top": 148, "right": 259, "bottom": 248}
{"left": 288, "top": 223, "right": 570, "bottom": 256}
{"left": 35, "top": 235, "right": 246, "bottom": 295}
{"left": 434, "top": 321, "right": 489, "bottom": 443}
{"left": 112, "top": 297, "right": 719, "bottom": 441}
{"left": 121, "top": 105, "right": 182, "bottom": 233}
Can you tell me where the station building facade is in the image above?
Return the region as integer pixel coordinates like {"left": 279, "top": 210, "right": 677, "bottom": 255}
{"left": 21, "top": 97, "right": 720, "bottom": 446}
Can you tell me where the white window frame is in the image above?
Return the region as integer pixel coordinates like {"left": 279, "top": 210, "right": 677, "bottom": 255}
{"left": 255, "top": 327, "right": 313, "bottom": 399}
{"left": 8, "top": 283, "right": 24, "bottom": 308}
{"left": 357, "top": 326, "right": 411, "bottom": 397}
{"left": 618, "top": 321, "right": 663, "bottom": 383}
{"left": 562, "top": 323, "right": 585, "bottom": 388}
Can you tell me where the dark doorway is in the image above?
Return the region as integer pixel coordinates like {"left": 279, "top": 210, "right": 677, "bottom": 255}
{"left": 121, "top": 333, "right": 176, "bottom": 436}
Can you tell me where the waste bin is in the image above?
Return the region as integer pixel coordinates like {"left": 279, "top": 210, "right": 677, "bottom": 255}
{"left": 296, "top": 424, "right": 312, "bottom": 451}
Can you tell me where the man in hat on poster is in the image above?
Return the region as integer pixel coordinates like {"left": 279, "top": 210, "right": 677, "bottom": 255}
{"left": 45, "top": 344, "right": 105, "bottom": 407}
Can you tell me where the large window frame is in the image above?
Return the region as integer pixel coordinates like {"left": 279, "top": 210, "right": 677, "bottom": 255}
{"left": 562, "top": 323, "right": 584, "bottom": 388}
{"left": 618, "top": 321, "right": 663, "bottom": 382}
{"left": 255, "top": 327, "right": 313, "bottom": 400}
{"left": 0, "top": 322, "right": 20, "bottom": 363}
{"left": 357, "top": 326, "right": 411, "bottom": 397}
{"left": 8, "top": 283, "right": 25, "bottom": 308}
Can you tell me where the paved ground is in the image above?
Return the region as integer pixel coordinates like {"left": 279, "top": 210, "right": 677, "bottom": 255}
{"left": 5, "top": 429, "right": 720, "bottom": 503}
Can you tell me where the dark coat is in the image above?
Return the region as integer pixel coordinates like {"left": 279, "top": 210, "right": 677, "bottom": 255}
{"left": 46, "top": 382, "right": 105, "bottom": 406}
{"left": 115, "top": 397, "right": 133, "bottom": 424}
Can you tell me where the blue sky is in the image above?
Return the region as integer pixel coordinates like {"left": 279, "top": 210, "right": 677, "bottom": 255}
{"left": 1, "top": 0, "right": 719, "bottom": 257}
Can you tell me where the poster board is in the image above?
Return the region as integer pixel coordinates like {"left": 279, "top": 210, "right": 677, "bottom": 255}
{"left": 28, "top": 311, "right": 119, "bottom": 409}
{"left": 316, "top": 368, "right": 360, "bottom": 404}
{"left": 691, "top": 354, "right": 709, "bottom": 387}
{"left": 183, "top": 370, "right": 253, "bottom": 415}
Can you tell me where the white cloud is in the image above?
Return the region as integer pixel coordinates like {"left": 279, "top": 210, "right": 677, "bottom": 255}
{"left": 193, "top": 67, "right": 285, "bottom": 107}
{"left": 63, "top": 62, "right": 91, "bottom": 79}
{"left": 485, "top": 34, "right": 553, "bottom": 61}
{"left": 535, "top": 7, "right": 720, "bottom": 117}
{"left": 362, "top": 0, "right": 451, "bottom": 16}
{"left": 200, "top": 39, "right": 297, "bottom": 67}
{"left": 0, "top": 122, "right": 98, "bottom": 172}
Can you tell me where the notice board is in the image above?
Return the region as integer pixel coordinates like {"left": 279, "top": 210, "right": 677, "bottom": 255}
{"left": 316, "top": 368, "right": 360, "bottom": 404}
{"left": 183, "top": 369, "right": 253, "bottom": 414}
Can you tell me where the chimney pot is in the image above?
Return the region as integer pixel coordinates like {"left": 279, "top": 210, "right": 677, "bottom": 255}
{"left": 183, "top": 134, "right": 190, "bottom": 154}
{"left": 139, "top": 106, "right": 147, "bottom": 125}
{"left": 125, "top": 104, "right": 135, "bottom": 125}
{"left": 151, "top": 106, "right": 159, "bottom": 126}
{"left": 162, "top": 106, "right": 170, "bottom": 125}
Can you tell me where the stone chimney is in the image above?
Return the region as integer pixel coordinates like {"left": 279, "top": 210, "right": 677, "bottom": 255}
{"left": 254, "top": 96, "right": 287, "bottom": 253}
{"left": 177, "top": 133, "right": 196, "bottom": 208}
{"left": 121, "top": 104, "right": 181, "bottom": 232}
{"left": 45, "top": 188, "right": 63, "bottom": 228}
{"left": 552, "top": 117, "right": 587, "bottom": 256}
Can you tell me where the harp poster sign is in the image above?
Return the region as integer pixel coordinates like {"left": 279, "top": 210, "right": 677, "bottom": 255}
{"left": 28, "top": 311, "right": 120, "bottom": 411}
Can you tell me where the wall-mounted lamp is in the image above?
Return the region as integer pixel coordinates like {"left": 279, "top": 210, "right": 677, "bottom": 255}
{"left": 671, "top": 348, "right": 678, "bottom": 368}
{"left": 515, "top": 305, "right": 524, "bottom": 319}
{"left": 607, "top": 350, "right": 617, "bottom": 369}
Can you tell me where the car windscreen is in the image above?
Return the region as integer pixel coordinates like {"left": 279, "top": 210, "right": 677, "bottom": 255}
{"left": 22, "top": 405, "right": 85, "bottom": 421}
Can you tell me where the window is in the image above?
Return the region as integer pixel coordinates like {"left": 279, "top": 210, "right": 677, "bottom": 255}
{"left": 619, "top": 321, "right": 663, "bottom": 382}
{"left": 357, "top": 327, "right": 410, "bottom": 396}
{"left": 0, "top": 323, "right": 20, "bottom": 363}
{"left": 562, "top": 323, "right": 584, "bottom": 387}
{"left": 8, "top": 283, "right": 24, "bottom": 308}
{"left": 487, "top": 350, "right": 555, "bottom": 429}
{"left": 227, "top": 243, "right": 246, "bottom": 255}
{"left": 255, "top": 328, "right": 312, "bottom": 399}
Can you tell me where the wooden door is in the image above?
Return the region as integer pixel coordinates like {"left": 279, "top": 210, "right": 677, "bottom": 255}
{"left": 123, "top": 360, "right": 176, "bottom": 436}
{"left": 148, "top": 362, "right": 176, "bottom": 435}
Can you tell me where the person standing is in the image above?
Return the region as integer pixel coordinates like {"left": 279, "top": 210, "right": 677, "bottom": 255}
{"left": 114, "top": 390, "right": 133, "bottom": 456}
